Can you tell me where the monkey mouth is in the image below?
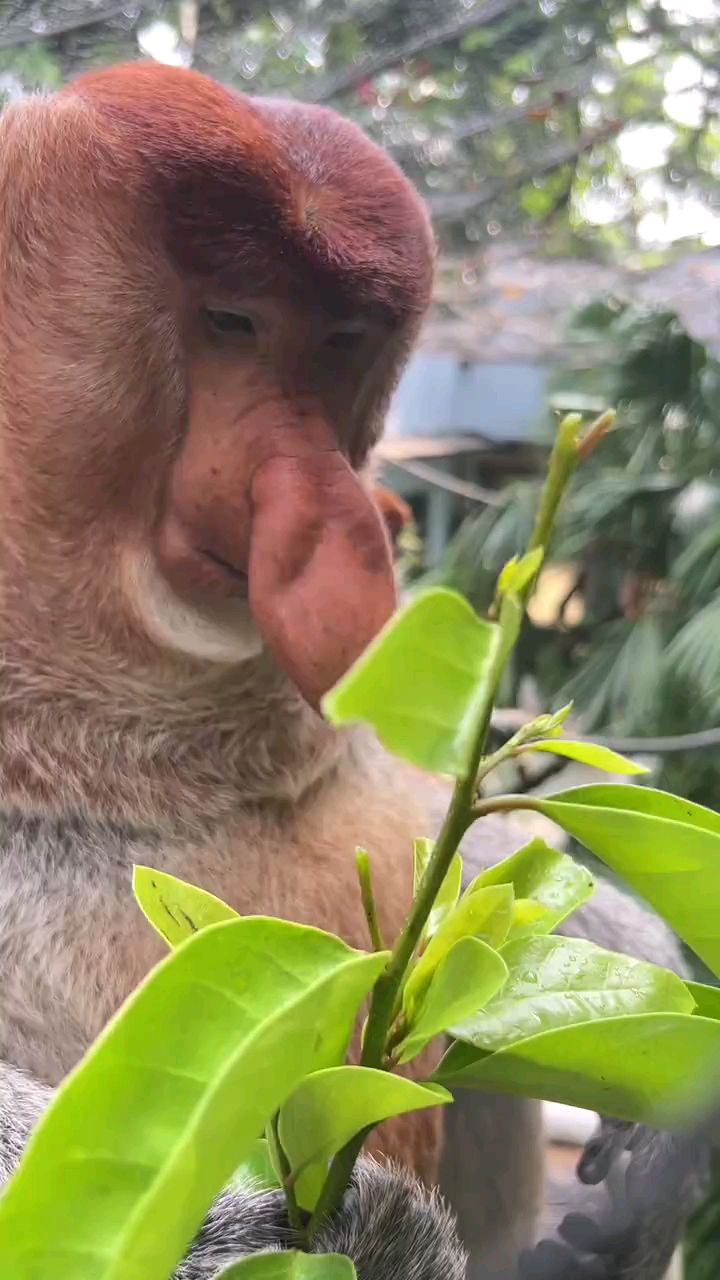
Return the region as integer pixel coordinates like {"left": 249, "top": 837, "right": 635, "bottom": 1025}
{"left": 155, "top": 513, "right": 250, "bottom": 603}
{"left": 198, "top": 546, "right": 250, "bottom": 595}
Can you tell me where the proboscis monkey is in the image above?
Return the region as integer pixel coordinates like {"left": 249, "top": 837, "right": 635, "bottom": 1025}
{"left": 0, "top": 61, "right": 701, "bottom": 1280}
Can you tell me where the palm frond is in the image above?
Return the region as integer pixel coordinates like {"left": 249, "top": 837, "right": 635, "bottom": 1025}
{"left": 665, "top": 594, "right": 720, "bottom": 720}
{"left": 557, "top": 615, "right": 666, "bottom": 733}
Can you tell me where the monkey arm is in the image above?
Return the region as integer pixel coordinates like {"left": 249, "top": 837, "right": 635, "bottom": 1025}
{"left": 0, "top": 1061, "right": 466, "bottom": 1280}
{"left": 0, "top": 1063, "right": 51, "bottom": 1183}
{"left": 518, "top": 1124, "right": 710, "bottom": 1280}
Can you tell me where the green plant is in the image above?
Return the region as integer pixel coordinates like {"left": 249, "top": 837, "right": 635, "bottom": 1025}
{"left": 427, "top": 302, "right": 720, "bottom": 810}
{"left": 2, "top": 409, "right": 720, "bottom": 1279}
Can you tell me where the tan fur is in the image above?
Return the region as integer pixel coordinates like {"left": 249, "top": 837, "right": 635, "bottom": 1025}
{"left": 0, "top": 64, "right": 441, "bottom": 1186}
{"left": 0, "top": 651, "right": 442, "bottom": 1173}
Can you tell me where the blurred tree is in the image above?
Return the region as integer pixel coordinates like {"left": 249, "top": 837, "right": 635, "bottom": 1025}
{"left": 425, "top": 299, "right": 720, "bottom": 807}
{"left": 1, "top": 0, "right": 720, "bottom": 257}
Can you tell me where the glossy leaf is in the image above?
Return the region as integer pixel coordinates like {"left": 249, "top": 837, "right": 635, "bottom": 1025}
{"left": 231, "top": 1140, "right": 280, "bottom": 1193}
{"left": 521, "top": 740, "right": 648, "bottom": 775}
{"left": 278, "top": 1068, "right": 450, "bottom": 1210}
{"left": 396, "top": 937, "right": 508, "bottom": 1063}
{"left": 533, "top": 784, "right": 720, "bottom": 976}
{"left": 686, "top": 981, "right": 720, "bottom": 1020}
{"left": 510, "top": 899, "right": 549, "bottom": 932}
{"left": 322, "top": 588, "right": 501, "bottom": 778}
{"left": 497, "top": 547, "right": 544, "bottom": 598}
{"left": 133, "top": 865, "right": 238, "bottom": 947}
{"left": 218, "top": 1252, "right": 356, "bottom": 1279}
{"left": 467, "top": 837, "right": 594, "bottom": 940}
{"left": 450, "top": 936, "right": 694, "bottom": 1052}
{"left": 435, "top": 1013, "right": 720, "bottom": 1122}
{"left": 413, "top": 839, "right": 463, "bottom": 939}
{"left": 413, "top": 837, "right": 433, "bottom": 893}
{"left": 0, "top": 919, "right": 387, "bottom": 1280}
{"left": 403, "top": 884, "right": 513, "bottom": 1014}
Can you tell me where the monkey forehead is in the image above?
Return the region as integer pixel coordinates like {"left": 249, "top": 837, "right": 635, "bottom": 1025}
{"left": 64, "top": 62, "right": 434, "bottom": 322}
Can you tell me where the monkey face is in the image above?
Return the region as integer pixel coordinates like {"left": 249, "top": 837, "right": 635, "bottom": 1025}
{"left": 0, "top": 63, "right": 434, "bottom": 708}
{"left": 149, "top": 286, "right": 400, "bottom": 706}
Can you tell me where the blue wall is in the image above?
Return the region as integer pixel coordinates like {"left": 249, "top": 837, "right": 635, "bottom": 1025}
{"left": 389, "top": 352, "right": 549, "bottom": 443}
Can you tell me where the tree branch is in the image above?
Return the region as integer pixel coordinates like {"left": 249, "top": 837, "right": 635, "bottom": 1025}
{"left": 305, "top": 0, "right": 520, "bottom": 103}
{"left": 491, "top": 709, "right": 720, "bottom": 757}
{"left": 0, "top": 1, "right": 136, "bottom": 50}
{"left": 391, "top": 61, "right": 597, "bottom": 160}
{"left": 426, "top": 122, "right": 620, "bottom": 219}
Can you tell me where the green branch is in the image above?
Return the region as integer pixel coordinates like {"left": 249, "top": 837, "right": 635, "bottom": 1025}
{"left": 267, "top": 1114, "right": 305, "bottom": 1238}
{"left": 307, "top": 410, "right": 612, "bottom": 1240}
{"left": 356, "top": 849, "right": 385, "bottom": 952}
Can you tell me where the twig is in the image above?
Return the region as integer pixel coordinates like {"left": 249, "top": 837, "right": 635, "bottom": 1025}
{"left": 490, "top": 710, "right": 720, "bottom": 756}
{"left": 0, "top": 2, "right": 137, "bottom": 50}
{"left": 305, "top": 0, "right": 518, "bottom": 103}
{"left": 266, "top": 1113, "right": 305, "bottom": 1238}
{"left": 355, "top": 849, "right": 385, "bottom": 952}
{"left": 426, "top": 126, "right": 621, "bottom": 219}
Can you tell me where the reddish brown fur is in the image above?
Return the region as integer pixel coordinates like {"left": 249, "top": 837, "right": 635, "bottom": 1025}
{"left": 0, "top": 63, "right": 441, "bottom": 1179}
{"left": 374, "top": 486, "right": 414, "bottom": 549}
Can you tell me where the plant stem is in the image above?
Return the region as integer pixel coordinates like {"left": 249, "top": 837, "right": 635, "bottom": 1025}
{"left": 307, "top": 408, "right": 610, "bottom": 1240}
{"left": 527, "top": 413, "right": 582, "bottom": 560}
{"left": 355, "top": 848, "right": 385, "bottom": 952}
{"left": 472, "top": 793, "right": 539, "bottom": 819}
{"left": 267, "top": 1114, "right": 305, "bottom": 1238}
{"left": 308, "top": 780, "right": 476, "bottom": 1241}
{"left": 309, "top": 696, "right": 497, "bottom": 1242}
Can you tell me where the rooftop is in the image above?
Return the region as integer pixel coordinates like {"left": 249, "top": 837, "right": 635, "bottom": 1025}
{"left": 420, "top": 242, "right": 720, "bottom": 365}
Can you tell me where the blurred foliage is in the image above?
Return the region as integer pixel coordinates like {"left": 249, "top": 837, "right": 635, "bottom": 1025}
{"left": 686, "top": 1151, "right": 720, "bottom": 1280}
{"left": 1, "top": 0, "right": 720, "bottom": 255}
{"left": 426, "top": 300, "right": 720, "bottom": 808}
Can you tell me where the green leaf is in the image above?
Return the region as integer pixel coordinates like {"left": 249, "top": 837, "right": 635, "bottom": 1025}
{"left": 468, "top": 837, "right": 594, "bottom": 940}
{"left": 686, "top": 981, "right": 720, "bottom": 1020}
{"left": 520, "top": 740, "right": 648, "bottom": 775}
{"left": 413, "top": 839, "right": 463, "bottom": 939}
{"left": 403, "top": 884, "right": 514, "bottom": 1014}
{"left": 278, "top": 1068, "right": 450, "bottom": 1211}
{"left": 510, "top": 899, "right": 549, "bottom": 932}
{"left": 496, "top": 547, "right": 544, "bottom": 597}
{"left": 133, "top": 865, "right": 238, "bottom": 947}
{"left": 322, "top": 588, "right": 501, "bottom": 778}
{"left": 450, "top": 936, "right": 694, "bottom": 1052}
{"left": 413, "top": 837, "right": 433, "bottom": 894}
{"left": 217, "top": 1252, "right": 357, "bottom": 1279}
{"left": 396, "top": 937, "right": 508, "bottom": 1063}
{"left": 538, "top": 703, "right": 574, "bottom": 735}
{"left": 516, "top": 703, "right": 573, "bottom": 740}
{"left": 532, "top": 784, "right": 720, "bottom": 976}
{"left": 435, "top": 1013, "right": 720, "bottom": 1122}
{"left": 0, "top": 919, "right": 387, "bottom": 1280}
{"left": 231, "top": 1140, "right": 280, "bottom": 1193}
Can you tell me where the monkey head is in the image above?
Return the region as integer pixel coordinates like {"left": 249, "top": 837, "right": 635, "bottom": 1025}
{"left": 0, "top": 63, "right": 434, "bottom": 708}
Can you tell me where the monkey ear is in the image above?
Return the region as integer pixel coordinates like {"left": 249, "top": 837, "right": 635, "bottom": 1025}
{"left": 373, "top": 486, "right": 413, "bottom": 552}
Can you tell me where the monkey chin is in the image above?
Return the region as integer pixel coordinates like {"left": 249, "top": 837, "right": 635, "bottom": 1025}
{"left": 123, "top": 549, "right": 264, "bottom": 665}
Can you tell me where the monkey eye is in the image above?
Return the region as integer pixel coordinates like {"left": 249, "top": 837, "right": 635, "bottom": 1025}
{"left": 205, "top": 308, "right": 256, "bottom": 336}
{"left": 324, "top": 328, "right": 365, "bottom": 351}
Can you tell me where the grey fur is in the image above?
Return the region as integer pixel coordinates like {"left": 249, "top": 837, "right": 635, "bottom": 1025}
{"left": 0, "top": 1062, "right": 466, "bottom": 1279}
{"left": 177, "top": 1159, "right": 468, "bottom": 1280}
{"left": 0, "top": 1063, "right": 50, "bottom": 1183}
